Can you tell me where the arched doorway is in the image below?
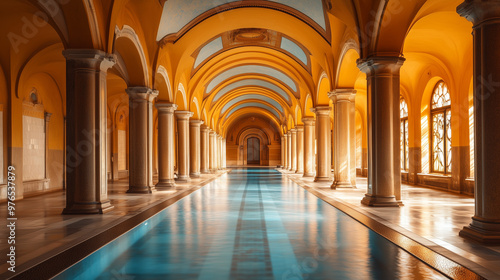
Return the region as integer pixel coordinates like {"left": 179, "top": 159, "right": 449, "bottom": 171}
{"left": 247, "top": 137, "right": 260, "bottom": 165}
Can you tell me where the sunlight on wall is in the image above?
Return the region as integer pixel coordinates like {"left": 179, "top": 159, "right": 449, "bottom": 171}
{"left": 23, "top": 116, "right": 45, "bottom": 181}
{"left": 356, "top": 112, "right": 362, "bottom": 168}
{"left": 421, "top": 114, "right": 429, "bottom": 174}
{"left": 118, "top": 130, "right": 127, "bottom": 171}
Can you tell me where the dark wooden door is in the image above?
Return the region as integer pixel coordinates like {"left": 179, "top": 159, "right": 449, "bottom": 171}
{"left": 247, "top": 137, "right": 260, "bottom": 164}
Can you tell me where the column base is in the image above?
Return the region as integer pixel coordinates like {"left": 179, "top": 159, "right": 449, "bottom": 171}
{"left": 361, "top": 194, "right": 403, "bottom": 207}
{"left": 201, "top": 169, "right": 210, "bottom": 174}
{"left": 331, "top": 181, "right": 355, "bottom": 189}
{"left": 314, "top": 176, "right": 332, "bottom": 182}
{"left": 62, "top": 201, "right": 114, "bottom": 214}
{"left": 295, "top": 170, "right": 304, "bottom": 174}
{"left": 303, "top": 172, "right": 315, "bottom": 177}
{"left": 176, "top": 175, "right": 191, "bottom": 182}
{"left": 127, "top": 185, "right": 156, "bottom": 194}
{"left": 190, "top": 172, "right": 201, "bottom": 178}
{"left": 459, "top": 217, "right": 500, "bottom": 244}
{"left": 156, "top": 180, "right": 176, "bottom": 190}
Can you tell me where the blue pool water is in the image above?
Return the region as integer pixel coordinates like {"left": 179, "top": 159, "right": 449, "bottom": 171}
{"left": 56, "top": 168, "right": 446, "bottom": 279}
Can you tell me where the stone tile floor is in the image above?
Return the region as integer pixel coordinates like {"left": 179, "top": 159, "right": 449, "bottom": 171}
{"left": 280, "top": 170, "right": 500, "bottom": 279}
{"left": 0, "top": 171, "right": 228, "bottom": 278}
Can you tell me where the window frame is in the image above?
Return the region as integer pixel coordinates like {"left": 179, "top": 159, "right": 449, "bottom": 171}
{"left": 430, "top": 81, "right": 452, "bottom": 174}
{"left": 400, "top": 97, "right": 409, "bottom": 171}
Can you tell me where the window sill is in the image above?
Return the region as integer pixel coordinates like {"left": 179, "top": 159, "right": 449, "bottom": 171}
{"left": 417, "top": 173, "right": 451, "bottom": 179}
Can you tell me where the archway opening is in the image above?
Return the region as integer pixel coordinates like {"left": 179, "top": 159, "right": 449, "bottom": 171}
{"left": 247, "top": 137, "right": 261, "bottom": 165}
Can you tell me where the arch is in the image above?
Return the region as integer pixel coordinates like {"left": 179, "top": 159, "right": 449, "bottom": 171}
{"left": 175, "top": 83, "right": 188, "bottom": 110}
{"left": 238, "top": 128, "right": 271, "bottom": 166}
{"left": 316, "top": 72, "right": 331, "bottom": 105}
{"left": 224, "top": 102, "right": 281, "bottom": 121}
{"left": 295, "top": 105, "right": 303, "bottom": 125}
{"left": 156, "top": 1, "right": 330, "bottom": 42}
{"left": 211, "top": 78, "right": 292, "bottom": 104}
{"left": 336, "top": 48, "right": 360, "bottom": 89}
{"left": 219, "top": 94, "right": 284, "bottom": 116}
{"left": 113, "top": 25, "right": 149, "bottom": 86}
{"left": 192, "top": 97, "right": 201, "bottom": 119}
{"left": 303, "top": 94, "right": 315, "bottom": 117}
{"left": 202, "top": 108, "right": 208, "bottom": 123}
{"left": 222, "top": 108, "right": 282, "bottom": 136}
{"left": 155, "top": 65, "right": 173, "bottom": 101}
{"left": 206, "top": 64, "right": 298, "bottom": 93}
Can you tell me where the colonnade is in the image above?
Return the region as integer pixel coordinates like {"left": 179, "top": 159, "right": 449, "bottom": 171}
{"left": 62, "top": 59, "right": 226, "bottom": 214}
{"left": 279, "top": 1, "right": 500, "bottom": 243}
{"left": 60, "top": 0, "right": 500, "bottom": 243}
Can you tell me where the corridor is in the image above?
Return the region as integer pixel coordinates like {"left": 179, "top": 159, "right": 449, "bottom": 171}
{"left": 57, "top": 168, "right": 446, "bottom": 279}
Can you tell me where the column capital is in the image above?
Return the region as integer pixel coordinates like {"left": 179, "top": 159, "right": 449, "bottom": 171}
{"left": 302, "top": 117, "right": 316, "bottom": 126}
{"left": 189, "top": 119, "right": 204, "bottom": 127}
{"left": 200, "top": 124, "right": 210, "bottom": 132}
{"left": 126, "top": 87, "right": 158, "bottom": 102}
{"left": 290, "top": 128, "right": 297, "bottom": 133}
{"left": 328, "top": 89, "right": 357, "bottom": 103}
{"left": 295, "top": 124, "right": 304, "bottom": 132}
{"left": 44, "top": 112, "right": 52, "bottom": 122}
{"left": 356, "top": 56, "right": 405, "bottom": 75}
{"left": 175, "top": 110, "right": 194, "bottom": 119}
{"left": 155, "top": 103, "right": 177, "bottom": 113}
{"left": 311, "top": 106, "right": 331, "bottom": 116}
{"left": 209, "top": 130, "right": 217, "bottom": 135}
{"left": 457, "top": 0, "right": 500, "bottom": 26}
{"left": 62, "top": 49, "right": 116, "bottom": 71}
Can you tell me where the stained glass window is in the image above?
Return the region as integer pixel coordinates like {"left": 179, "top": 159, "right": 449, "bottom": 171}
{"left": 400, "top": 97, "right": 409, "bottom": 170}
{"left": 431, "top": 81, "right": 452, "bottom": 174}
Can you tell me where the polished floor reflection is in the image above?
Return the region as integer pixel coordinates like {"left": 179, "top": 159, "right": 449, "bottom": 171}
{"left": 57, "top": 168, "right": 446, "bottom": 279}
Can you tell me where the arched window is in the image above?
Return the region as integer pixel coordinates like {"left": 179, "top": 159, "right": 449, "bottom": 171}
{"left": 400, "top": 97, "right": 409, "bottom": 171}
{"left": 431, "top": 81, "right": 452, "bottom": 174}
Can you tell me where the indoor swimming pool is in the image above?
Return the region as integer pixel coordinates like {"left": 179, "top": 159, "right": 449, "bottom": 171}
{"left": 56, "top": 168, "right": 447, "bottom": 279}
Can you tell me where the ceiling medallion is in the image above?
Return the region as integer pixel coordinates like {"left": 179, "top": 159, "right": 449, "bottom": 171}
{"left": 232, "top": 28, "right": 269, "bottom": 43}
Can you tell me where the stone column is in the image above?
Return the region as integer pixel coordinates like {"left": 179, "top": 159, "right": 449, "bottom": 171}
{"left": 200, "top": 125, "right": 210, "bottom": 174}
{"left": 44, "top": 112, "right": 52, "bottom": 180}
{"left": 218, "top": 135, "right": 223, "bottom": 170}
{"left": 221, "top": 137, "right": 227, "bottom": 169}
{"left": 458, "top": 0, "right": 500, "bottom": 243}
{"left": 281, "top": 136, "right": 285, "bottom": 168}
{"left": 286, "top": 132, "right": 292, "bottom": 170}
{"left": 155, "top": 103, "right": 177, "bottom": 189}
{"left": 311, "top": 107, "right": 332, "bottom": 182}
{"left": 358, "top": 56, "right": 405, "bottom": 207}
{"left": 303, "top": 117, "right": 315, "bottom": 177}
{"left": 290, "top": 128, "right": 297, "bottom": 172}
{"left": 214, "top": 135, "right": 219, "bottom": 169}
{"left": 296, "top": 125, "right": 304, "bottom": 174}
{"left": 175, "top": 111, "right": 193, "bottom": 182}
{"left": 329, "top": 89, "right": 357, "bottom": 189}
{"left": 189, "top": 120, "right": 204, "bottom": 178}
{"left": 127, "top": 88, "right": 157, "bottom": 192}
{"left": 62, "top": 49, "right": 114, "bottom": 214}
{"left": 209, "top": 130, "right": 216, "bottom": 172}
{"left": 126, "top": 87, "right": 158, "bottom": 193}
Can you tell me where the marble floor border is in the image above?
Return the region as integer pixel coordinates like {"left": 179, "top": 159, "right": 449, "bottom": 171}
{"left": 278, "top": 169, "right": 491, "bottom": 280}
{"left": 4, "top": 170, "right": 230, "bottom": 280}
